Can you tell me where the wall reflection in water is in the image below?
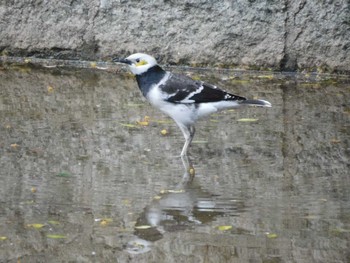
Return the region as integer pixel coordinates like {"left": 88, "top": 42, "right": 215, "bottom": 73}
{"left": 0, "top": 67, "right": 349, "bottom": 262}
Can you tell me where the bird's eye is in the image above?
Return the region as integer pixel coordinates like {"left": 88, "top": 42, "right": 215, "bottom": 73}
{"left": 135, "top": 59, "right": 140, "bottom": 63}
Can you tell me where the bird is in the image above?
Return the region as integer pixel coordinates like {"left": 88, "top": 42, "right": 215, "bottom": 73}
{"left": 114, "top": 53, "right": 271, "bottom": 156}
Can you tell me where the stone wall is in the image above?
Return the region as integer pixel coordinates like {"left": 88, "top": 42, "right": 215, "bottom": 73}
{"left": 0, "top": 0, "right": 349, "bottom": 72}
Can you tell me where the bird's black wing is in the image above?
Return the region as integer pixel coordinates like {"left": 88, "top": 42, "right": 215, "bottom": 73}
{"left": 161, "top": 73, "right": 246, "bottom": 103}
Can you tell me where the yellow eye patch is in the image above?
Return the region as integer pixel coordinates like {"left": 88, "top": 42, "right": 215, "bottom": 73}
{"left": 136, "top": 60, "right": 148, "bottom": 67}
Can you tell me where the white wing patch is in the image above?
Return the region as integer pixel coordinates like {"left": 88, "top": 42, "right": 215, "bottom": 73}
{"left": 178, "top": 85, "right": 204, "bottom": 103}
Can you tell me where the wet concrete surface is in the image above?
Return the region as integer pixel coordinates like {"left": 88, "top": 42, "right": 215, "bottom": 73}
{"left": 0, "top": 65, "right": 349, "bottom": 262}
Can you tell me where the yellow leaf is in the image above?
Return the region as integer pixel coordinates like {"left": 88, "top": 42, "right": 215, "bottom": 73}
{"left": 136, "top": 116, "right": 150, "bottom": 126}
{"left": 135, "top": 225, "right": 152, "bottom": 230}
{"left": 31, "top": 187, "right": 37, "bottom": 193}
{"left": 258, "top": 75, "right": 274, "bottom": 79}
{"left": 24, "top": 58, "right": 31, "bottom": 63}
{"left": 136, "top": 121, "right": 149, "bottom": 126}
{"left": 100, "top": 220, "right": 108, "bottom": 226}
{"left": 10, "top": 143, "right": 19, "bottom": 149}
{"left": 47, "top": 86, "right": 54, "bottom": 93}
{"left": 46, "top": 234, "right": 66, "bottom": 239}
{"left": 237, "top": 118, "right": 258, "bottom": 122}
{"left": 189, "top": 167, "right": 195, "bottom": 176}
{"left": 191, "top": 75, "right": 201, "bottom": 81}
{"left": 160, "top": 129, "right": 168, "bottom": 135}
{"left": 100, "top": 219, "right": 113, "bottom": 226}
{"left": 153, "top": 195, "right": 161, "bottom": 200}
{"left": 0, "top": 236, "right": 7, "bottom": 241}
{"left": 120, "top": 123, "right": 138, "bottom": 128}
{"left": 27, "top": 223, "right": 45, "bottom": 229}
{"left": 217, "top": 225, "right": 232, "bottom": 231}
{"left": 168, "top": 189, "right": 185, "bottom": 193}
{"left": 266, "top": 233, "right": 278, "bottom": 238}
{"left": 90, "top": 62, "right": 97, "bottom": 68}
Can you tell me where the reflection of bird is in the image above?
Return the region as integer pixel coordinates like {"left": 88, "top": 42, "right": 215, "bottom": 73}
{"left": 114, "top": 53, "right": 271, "bottom": 156}
{"left": 133, "top": 156, "right": 246, "bottom": 242}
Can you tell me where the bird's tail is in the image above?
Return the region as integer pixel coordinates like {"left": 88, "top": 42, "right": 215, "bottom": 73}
{"left": 239, "top": 99, "right": 272, "bottom": 107}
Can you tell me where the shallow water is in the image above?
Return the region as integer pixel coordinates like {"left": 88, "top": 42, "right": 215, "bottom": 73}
{"left": 0, "top": 65, "right": 349, "bottom": 262}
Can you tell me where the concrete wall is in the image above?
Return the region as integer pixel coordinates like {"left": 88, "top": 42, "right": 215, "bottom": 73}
{"left": 0, "top": 0, "right": 349, "bottom": 72}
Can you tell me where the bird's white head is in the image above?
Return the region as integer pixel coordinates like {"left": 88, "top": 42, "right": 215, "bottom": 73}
{"left": 114, "top": 53, "right": 158, "bottom": 75}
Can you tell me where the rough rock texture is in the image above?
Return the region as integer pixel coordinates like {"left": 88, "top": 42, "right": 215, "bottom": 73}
{"left": 0, "top": 0, "right": 349, "bottom": 72}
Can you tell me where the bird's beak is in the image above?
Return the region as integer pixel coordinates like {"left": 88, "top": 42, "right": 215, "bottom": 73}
{"left": 113, "top": 57, "right": 132, "bottom": 65}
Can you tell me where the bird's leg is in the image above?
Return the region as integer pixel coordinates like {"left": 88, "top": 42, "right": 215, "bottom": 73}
{"left": 181, "top": 155, "right": 195, "bottom": 183}
{"left": 178, "top": 123, "right": 196, "bottom": 156}
{"left": 189, "top": 125, "right": 195, "bottom": 141}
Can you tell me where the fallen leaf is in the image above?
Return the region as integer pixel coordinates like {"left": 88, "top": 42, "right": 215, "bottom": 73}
{"left": 27, "top": 223, "right": 45, "bottom": 229}
{"left": 266, "top": 233, "right": 278, "bottom": 238}
{"left": 136, "top": 121, "right": 149, "bottom": 126}
{"left": 258, "top": 75, "right": 274, "bottom": 80}
{"left": 31, "top": 187, "right": 37, "bottom": 193}
{"left": 217, "top": 225, "right": 232, "bottom": 231}
{"left": 160, "top": 129, "right": 168, "bottom": 135}
{"left": 191, "top": 75, "right": 201, "bottom": 81}
{"left": 237, "top": 118, "right": 258, "bottom": 122}
{"left": 168, "top": 189, "right": 185, "bottom": 193}
{"left": 100, "top": 220, "right": 108, "bottom": 226}
{"left": 10, "top": 143, "right": 19, "bottom": 149}
{"left": 100, "top": 218, "right": 113, "bottom": 226}
{"left": 0, "top": 236, "right": 7, "bottom": 241}
{"left": 90, "top": 62, "right": 97, "bottom": 68}
{"left": 189, "top": 167, "right": 195, "bottom": 176}
{"left": 120, "top": 123, "right": 139, "bottom": 129}
{"left": 135, "top": 225, "right": 152, "bottom": 230}
{"left": 47, "top": 86, "right": 54, "bottom": 93}
{"left": 137, "top": 116, "right": 150, "bottom": 126}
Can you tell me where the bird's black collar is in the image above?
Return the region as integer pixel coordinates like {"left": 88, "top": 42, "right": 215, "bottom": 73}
{"left": 135, "top": 65, "right": 166, "bottom": 96}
